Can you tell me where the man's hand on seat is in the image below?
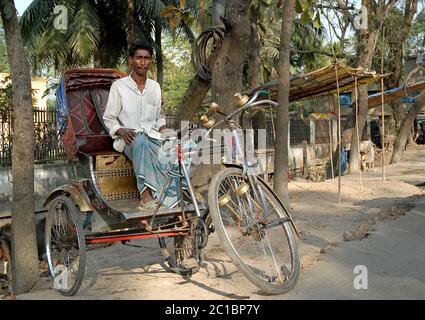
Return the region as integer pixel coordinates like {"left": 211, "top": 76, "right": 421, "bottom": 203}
{"left": 117, "top": 128, "right": 136, "bottom": 144}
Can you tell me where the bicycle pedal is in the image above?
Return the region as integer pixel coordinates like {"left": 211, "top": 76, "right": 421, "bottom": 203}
{"left": 181, "top": 258, "right": 199, "bottom": 269}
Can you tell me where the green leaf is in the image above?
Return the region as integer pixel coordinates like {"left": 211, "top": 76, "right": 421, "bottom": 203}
{"left": 181, "top": 11, "right": 193, "bottom": 26}
{"left": 313, "top": 13, "right": 321, "bottom": 30}
{"left": 258, "top": 22, "right": 267, "bottom": 35}
{"left": 295, "top": 0, "right": 303, "bottom": 14}
{"left": 301, "top": 0, "right": 310, "bottom": 12}
{"left": 300, "top": 11, "right": 311, "bottom": 26}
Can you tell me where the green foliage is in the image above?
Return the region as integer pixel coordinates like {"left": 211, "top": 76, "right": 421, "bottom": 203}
{"left": 0, "top": 28, "right": 9, "bottom": 73}
{"left": 19, "top": 0, "right": 170, "bottom": 70}
{"left": 161, "top": 0, "right": 194, "bottom": 30}
{"left": 260, "top": 13, "right": 329, "bottom": 81}
{"left": 295, "top": 0, "right": 321, "bottom": 30}
{"left": 0, "top": 76, "right": 12, "bottom": 115}
{"left": 406, "top": 9, "right": 425, "bottom": 55}
{"left": 161, "top": 34, "right": 193, "bottom": 114}
{"left": 162, "top": 63, "right": 193, "bottom": 114}
{"left": 370, "top": 6, "right": 404, "bottom": 75}
{"left": 0, "top": 76, "right": 38, "bottom": 115}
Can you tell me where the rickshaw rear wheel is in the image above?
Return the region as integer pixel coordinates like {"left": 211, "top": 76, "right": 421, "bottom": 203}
{"left": 45, "top": 195, "right": 86, "bottom": 296}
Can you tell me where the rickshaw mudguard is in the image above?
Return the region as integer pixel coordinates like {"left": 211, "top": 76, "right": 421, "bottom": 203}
{"left": 43, "top": 181, "right": 93, "bottom": 212}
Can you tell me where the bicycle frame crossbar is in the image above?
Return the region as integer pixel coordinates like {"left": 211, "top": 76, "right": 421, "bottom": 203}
{"left": 85, "top": 230, "right": 189, "bottom": 244}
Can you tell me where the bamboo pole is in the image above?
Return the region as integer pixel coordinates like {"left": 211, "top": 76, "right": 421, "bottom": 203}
{"left": 328, "top": 95, "right": 335, "bottom": 180}
{"left": 354, "top": 76, "right": 364, "bottom": 191}
{"left": 334, "top": 65, "right": 342, "bottom": 203}
{"left": 381, "top": 27, "right": 386, "bottom": 181}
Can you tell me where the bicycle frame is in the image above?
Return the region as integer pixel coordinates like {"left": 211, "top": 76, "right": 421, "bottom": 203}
{"left": 200, "top": 90, "right": 301, "bottom": 238}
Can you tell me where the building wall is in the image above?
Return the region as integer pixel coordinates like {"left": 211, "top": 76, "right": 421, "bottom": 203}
{"left": 0, "top": 73, "right": 48, "bottom": 110}
{"left": 0, "top": 163, "right": 75, "bottom": 218}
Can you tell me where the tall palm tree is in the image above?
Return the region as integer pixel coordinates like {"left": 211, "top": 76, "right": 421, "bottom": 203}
{"left": 19, "top": 0, "right": 169, "bottom": 71}
{"left": 20, "top": 0, "right": 104, "bottom": 70}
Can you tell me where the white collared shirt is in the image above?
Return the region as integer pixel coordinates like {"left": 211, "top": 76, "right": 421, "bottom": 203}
{"left": 103, "top": 74, "right": 166, "bottom": 152}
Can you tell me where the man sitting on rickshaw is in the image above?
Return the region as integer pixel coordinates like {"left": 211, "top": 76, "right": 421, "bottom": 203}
{"left": 103, "top": 43, "right": 177, "bottom": 210}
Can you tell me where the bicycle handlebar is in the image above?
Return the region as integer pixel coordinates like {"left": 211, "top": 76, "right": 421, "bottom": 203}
{"left": 204, "top": 90, "right": 278, "bottom": 135}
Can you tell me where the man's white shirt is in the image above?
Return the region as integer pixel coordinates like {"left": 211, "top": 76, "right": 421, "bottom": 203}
{"left": 103, "top": 75, "right": 166, "bottom": 152}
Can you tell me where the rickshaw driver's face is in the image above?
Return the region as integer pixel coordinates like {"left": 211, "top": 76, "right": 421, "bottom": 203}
{"left": 130, "top": 49, "right": 152, "bottom": 77}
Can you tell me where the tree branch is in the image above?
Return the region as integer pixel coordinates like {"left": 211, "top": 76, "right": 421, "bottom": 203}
{"left": 396, "top": 0, "right": 419, "bottom": 43}
{"left": 291, "top": 48, "right": 345, "bottom": 58}
{"left": 336, "top": 0, "right": 355, "bottom": 24}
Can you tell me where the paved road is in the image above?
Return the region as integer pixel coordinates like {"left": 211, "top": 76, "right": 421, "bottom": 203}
{"left": 280, "top": 198, "right": 425, "bottom": 300}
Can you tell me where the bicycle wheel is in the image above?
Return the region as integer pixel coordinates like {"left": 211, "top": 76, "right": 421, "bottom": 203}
{"left": 45, "top": 195, "right": 86, "bottom": 296}
{"left": 208, "top": 167, "right": 300, "bottom": 294}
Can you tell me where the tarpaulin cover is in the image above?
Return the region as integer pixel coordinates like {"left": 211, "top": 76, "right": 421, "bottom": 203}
{"left": 56, "top": 77, "right": 67, "bottom": 135}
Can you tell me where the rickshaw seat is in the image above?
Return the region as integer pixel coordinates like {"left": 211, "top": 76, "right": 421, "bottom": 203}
{"left": 65, "top": 87, "right": 116, "bottom": 157}
{"left": 62, "top": 68, "right": 126, "bottom": 160}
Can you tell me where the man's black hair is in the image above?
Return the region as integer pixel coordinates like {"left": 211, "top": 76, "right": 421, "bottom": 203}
{"left": 128, "top": 43, "right": 154, "bottom": 58}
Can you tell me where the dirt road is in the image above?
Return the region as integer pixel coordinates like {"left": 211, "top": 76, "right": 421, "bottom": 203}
{"left": 10, "top": 146, "right": 425, "bottom": 300}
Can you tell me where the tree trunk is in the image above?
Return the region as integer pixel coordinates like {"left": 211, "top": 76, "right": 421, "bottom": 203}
{"left": 211, "top": 0, "right": 251, "bottom": 114}
{"left": 173, "top": 30, "right": 223, "bottom": 126}
{"left": 349, "top": 83, "right": 370, "bottom": 173}
{"left": 386, "top": 0, "right": 419, "bottom": 159}
{"left": 192, "top": 0, "right": 251, "bottom": 189}
{"left": 247, "top": 5, "right": 262, "bottom": 89}
{"left": 93, "top": 50, "right": 102, "bottom": 68}
{"left": 247, "top": 5, "right": 265, "bottom": 132}
{"left": 350, "top": 0, "right": 418, "bottom": 172}
{"left": 386, "top": 0, "right": 418, "bottom": 90}
{"left": 391, "top": 94, "right": 425, "bottom": 163}
{"left": 213, "top": 0, "right": 226, "bottom": 26}
{"left": 273, "top": 0, "right": 296, "bottom": 206}
{"left": 349, "top": 17, "right": 381, "bottom": 174}
{"left": 390, "top": 101, "right": 406, "bottom": 131}
{"left": 1, "top": 0, "right": 39, "bottom": 294}
{"left": 127, "top": 0, "right": 135, "bottom": 51}
{"left": 155, "top": 19, "right": 163, "bottom": 87}
{"left": 407, "top": 125, "right": 415, "bottom": 145}
{"left": 126, "top": 0, "right": 135, "bottom": 72}
{"left": 173, "top": 76, "right": 212, "bottom": 127}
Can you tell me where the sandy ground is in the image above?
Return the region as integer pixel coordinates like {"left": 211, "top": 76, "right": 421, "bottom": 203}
{"left": 3, "top": 145, "right": 425, "bottom": 300}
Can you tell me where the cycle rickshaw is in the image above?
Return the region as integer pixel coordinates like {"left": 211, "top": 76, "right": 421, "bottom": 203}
{"left": 43, "top": 68, "right": 300, "bottom": 296}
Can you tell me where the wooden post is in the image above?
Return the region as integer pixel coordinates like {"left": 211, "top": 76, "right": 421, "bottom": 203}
{"left": 328, "top": 95, "right": 335, "bottom": 180}
{"left": 329, "top": 118, "right": 335, "bottom": 179}
{"left": 334, "top": 64, "right": 342, "bottom": 204}
{"left": 302, "top": 140, "right": 308, "bottom": 178}
{"left": 381, "top": 28, "right": 386, "bottom": 181}
{"left": 355, "top": 77, "right": 364, "bottom": 191}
